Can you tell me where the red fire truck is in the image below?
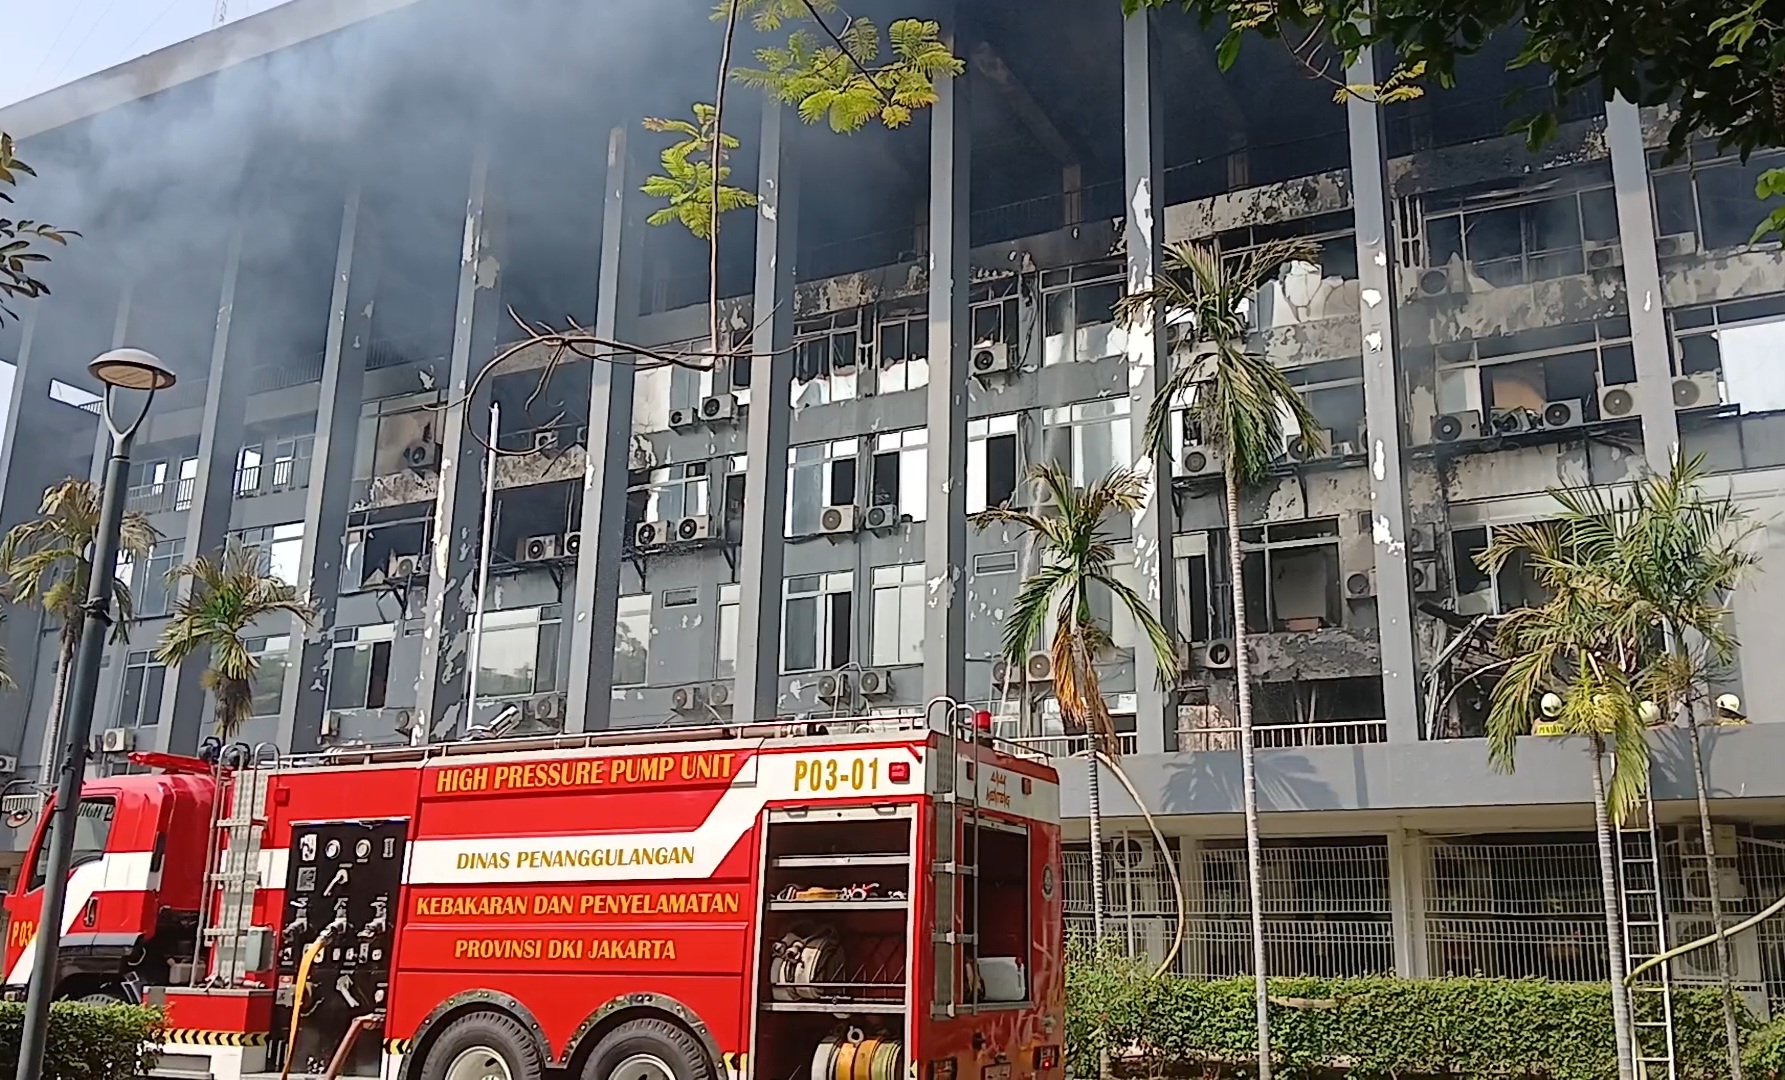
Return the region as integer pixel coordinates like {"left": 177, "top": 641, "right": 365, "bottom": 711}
{"left": 1, "top": 705, "right": 1065, "bottom": 1080}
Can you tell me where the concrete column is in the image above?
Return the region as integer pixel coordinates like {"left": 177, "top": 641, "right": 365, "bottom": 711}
{"left": 1386, "top": 826, "right": 1429, "bottom": 977}
{"left": 415, "top": 143, "right": 504, "bottom": 743}
{"left": 1123, "top": 10, "right": 1179, "bottom": 755}
{"left": 1606, "top": 97, "right": 1680, "bottom": 474}
{"left": 154, "top": 229, "right": 247, "bottom": 756}
{"left": 276, "top": 188, "right": 379, "bottom": 754}
{"left": 923, "top": 30, "right": 970, "bottom": 708}
{"left": 733, "top": 106, "right": 799, "bottom": 725}
{"left": 566, "top": 126, "right": 645, "bottom": 734}
{"left": 1345, "top": 46, "right": 1421, "bottom": 743}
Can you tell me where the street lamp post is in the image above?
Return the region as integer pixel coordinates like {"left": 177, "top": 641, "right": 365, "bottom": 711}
{"left": 14, "top": 349, "right": 175, "bottom": 1080}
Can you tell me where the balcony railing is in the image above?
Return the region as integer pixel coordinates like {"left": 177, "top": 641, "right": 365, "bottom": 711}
{"left": 1178, "top": 717, "right": 1389, "bottom": 752}
{"left": 1006, "top": 732, "right": 1139, "bottom": 759}
{"left": 126, "top": 478, "right": 195, "bottom": 515}
{"left": 235, "top": 456, "right": 311, "bottom": 498}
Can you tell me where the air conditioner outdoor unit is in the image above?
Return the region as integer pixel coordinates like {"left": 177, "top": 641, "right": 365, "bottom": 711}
{"left": 1490, "top": 407, "right": 1540, "bottom": 436}
{"left": 1667, "top": 914, "right": 1765, "bottom": 987}
{"left": 706, "top": 682, "right": 733, "bottom": 707}
{"left": 700, "top": 394, "right": 738, "bottom": 423}
{"left": 403, "top": 440, "right": 440, "bottom": 470}
{"left": 668, "top": 407, "right": 698, "bottom": 430}
{"left": 529, "top": 693, "right": 565, "bottom": 725}
{"left": 1599, "top": 383, "right": 1639, "bottom": 419}
{"left": 532, "top": 429, "right": 558, "bottom": 453}
{"left": 0, "top": 754, "right": 17, "bottom": 774}
{"left": 819, "top": 505, "right": 858, "bottom": 536}
{"left": 1540, "top": 399, "right": 1584, "bottom": 430}
{"left": 562, "top": 532, "right": 582, "bottom": 557}
{"left": 1430, "top": 410, "right": 1483, "bottom": 444}
{"left": 863, "top": 504, "right": 900, "bottom": 531}
{"left": 817, "top": 671, "right": 850, "bottom": 702}
{"left": 1109, "top": 836, "right": 1155, "bottom": 872}
{"left": 671, "top": 686, "right": 703, "bottom": 713}
{"left": 1416, "top": 266, "right": 1468, "bottom": 298}
{"left": 390, "top": 708, "right": 416, "bottom": 734}
{"left": 1583, "top": 241, "right": 1624, "bottom": 271}
{"left": 1181, "top": 444, "right": 1223, "bottom": 478}
{"left": 1199, "top": 639, "right": 1237, "bottom": 670}
{"left": 971, "top": 342, "right": 1010, "bottom": 376}
{"left": 634, "top": 521, "right": 672, "bottom": 549}
{"left": 1656, "top": 233, "right": 1699, "bottom": 259}
{"left": 101, "top": 728, "right": 134, "bottom": 754}
{"left": 387, "top": 553, "right": 422, "bottom": 580}
{"left": 1345, "top": 569, "right": 1377, "bottom": 599}
{"left": 519, "top": 535, "right": 560, "bottom": 562}
{"left": 1024, "top": 651, "right": 1055, "bottom": 683}
{"left": 1411, "top": 557, "right": 1441, "bottom": 594}
{"left": 676, "top": 515, "right": 716, "bottom": 543}
{"left": 1408, "top": 523, "right": 1436, "bottom": 553}
{"left": 858, "top": 669, "right": 894, "bottom": 698}
{"left": 990, "top": 659, "right": 1016, "bottom": 686}
{"left": 574, "top": 424, "right": 591, "bottom": 447}
{"left": 1285, "top": 430, "right": 1333, "bottom": 463}
{"left": 1673, "top": 372, "right": 1723, "bottom": 410}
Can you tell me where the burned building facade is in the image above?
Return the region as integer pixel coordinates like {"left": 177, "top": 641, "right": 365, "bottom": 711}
{"left": 6, "top": 0, "right": 1785, "bottom": 1004}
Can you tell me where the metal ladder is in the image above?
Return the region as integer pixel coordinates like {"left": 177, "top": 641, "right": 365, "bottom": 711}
{"left": 197, "top": 747, "right": 278, "bottom": 985}
{"left": 926, "top": 699, "right": 982, "bottom": 1019}
{"left": 1616, "top": 781, "right": 1678, "bottom": 1080}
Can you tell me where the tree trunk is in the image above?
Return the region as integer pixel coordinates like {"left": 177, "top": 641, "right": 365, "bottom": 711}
{"left": 1226, "top": 468, "right": 1271, "bottom": 1080}
{"left": 1685, "top": 709, "right": 1745, "bottom": 1080}
{"left": 39, "top": 639, "right": 74, "bottom": 784}
{"left": 1086, "top": 752, "right": 1107, "bottom": 941}
{"left": 1592, "top": 745, "right": 1638, "bottom": 1080}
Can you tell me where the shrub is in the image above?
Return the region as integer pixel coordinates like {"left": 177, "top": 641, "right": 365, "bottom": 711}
{"left": 0, "top": 1001, "right": 163, "bottom": 1079}
{"left": 1745, "top": 1017, "right": 1785, "bottom": 1080}
{"left": 1066, "top": 941, "right": 1752, "bottom": 1080}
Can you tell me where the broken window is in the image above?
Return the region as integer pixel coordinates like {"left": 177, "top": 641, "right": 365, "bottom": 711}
{"left": 1231, "top": 519, "right": 1343, "bottom": 634}
{"left": 629, "top": 462, "right": 710, "bottom": 527}
{"left": 723, "top": 458, "right": 747, "bottom": 543}
{"left": 614, "top": 595, "right": 652, "bottom": 687}
{"left": 792, "top": 311, "right": 862, "bottom": 407}
{"left": 968, "top": 414, "right": 1021, "bottom": 513}
{"left": 1451, "top": 524, "right": 1553, "bottom": 615}
{"left": 1669, "top": 301, "right": 1785, "bottom": 413}
{"left": 1421, "top": 174, "right": 1619, "bottom": 288}
{"left": 367, "top": 393, "right": 442, "bottom": 476}
{"left": 246, "top": 634, "right": 291, "bottom": 718}
{"left": 715, "top": 583, "right": 740, "bottom": 679}
{"left": 328, "top": 624, "right": 393, "bottom": 710}
{"left": 1650, "top": 149, "right": 1785, "bottom": 252}
{"left": 343, "top": 518, "right": 430, "bottom": 592}
{"left": 476, "top": 605, "right": 562, "bottom": 698}
{"left": 1043, "top": 398, "right": 1132, "bottom": 486}
{"left": 1041, "top": 264, "right": 1127, "bottom": 366}
{"left": 871, "top": 428, "right": 928, "bottom": 521}
{"left": 875, "top": 312, "right": 929, "bottom": 394}
{"left": 972, "top": 291, "right": 1021, "bottom": 350}
{"left": 786, "top": 439, "right": 859, "bottom": 536}
{"left": 870, "top": 563, "right": 927, "bottom": 667}
{"left": 783, "top": 571, "right": 853, "bottom": 674}
{"left": 1174, "top": 536, "right": 1214, "bottom": 643}
{"left": 1285, "top": 358, "right": 1367, "bottom": 449}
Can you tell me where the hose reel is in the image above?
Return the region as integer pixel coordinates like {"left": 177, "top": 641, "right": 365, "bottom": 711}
{"left": 812, "top": 1028, "right": 902, "bottom": 1080}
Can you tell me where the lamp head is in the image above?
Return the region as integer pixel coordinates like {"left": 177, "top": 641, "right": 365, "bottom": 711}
{"left": 88, "top": 349, "right": 176, "bottom": 392}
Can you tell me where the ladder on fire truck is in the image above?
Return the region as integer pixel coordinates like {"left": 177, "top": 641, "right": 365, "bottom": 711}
{"left": 927, "top": 699, "right": 983, "bottom": 1018}
{"left": 196, "top": 745, "right": 280, "bottom": 985}
{"left": 1616, "top": 778, "right": 1678, "bottom": 1080}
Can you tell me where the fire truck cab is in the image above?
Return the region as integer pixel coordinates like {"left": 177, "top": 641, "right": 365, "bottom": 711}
{"left": 3, "top": 707, "right": 1065, "bottom": 1080}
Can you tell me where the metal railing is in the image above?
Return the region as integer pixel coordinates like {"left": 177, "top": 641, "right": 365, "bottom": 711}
{"left": 1005, "top": 732, "right": 1138, "bottom": 758}
{"left": 1177, "top": 717, "right": 1388, "bottom": 752}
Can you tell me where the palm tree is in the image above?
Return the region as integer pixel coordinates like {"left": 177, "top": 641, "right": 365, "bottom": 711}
{"left": 157, "top": 539, "right": 316, "bottom": 741}
{"left": 0, "top": 479, "right": 157, "bottom": 769}
{"left": 1117, "top": 238, "right": 1323, "bottom": 1080}
{"left": 1478, "top": 516, "right": 1660, "bottom": 1080}
{"left": 969, "top": 463, "right": 1179, "bottom": 945}
{"left": 1526, "top": 455, "right": 1761, "bottom": 1080}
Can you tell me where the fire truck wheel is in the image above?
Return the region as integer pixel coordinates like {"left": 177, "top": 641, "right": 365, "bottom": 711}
{"left": 420, "top": 1012, "right": 545, "bottom": 1080}
{"left": 77, "top": 991, "right": 124, "bottom": 1005}
{"left": 580, "top": 1018, "right": 715, "bottom": 1080}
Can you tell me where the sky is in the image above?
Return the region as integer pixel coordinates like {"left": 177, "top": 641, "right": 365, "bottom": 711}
{"left": 0, "top": 0, "right": 290, "bottom": 109}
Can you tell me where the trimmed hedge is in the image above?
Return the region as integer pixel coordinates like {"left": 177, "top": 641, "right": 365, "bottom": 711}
{"left": 0, "top": 1002, "right": 162, "bottom": 1080}
{"left": 1067, "top": 944, "right": 1753, "bottom": 1080}
{"left": 1746, "top": 1018, "right": 1785, "bottom": 1080}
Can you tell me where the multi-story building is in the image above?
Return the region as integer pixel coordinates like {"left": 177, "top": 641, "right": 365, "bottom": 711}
{"left": 5, "top": 0, "right": 1785, "bottom": 1013}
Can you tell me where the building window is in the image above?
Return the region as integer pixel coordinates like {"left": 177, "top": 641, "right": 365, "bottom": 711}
{"left": 627, "top": 463, "right": 709, "bottom": 529}
{"left": 716, "top": 583, "right": 740, "bottom": 680}
{"left": 1235, "top": 520, "right": 1343, "bottom": 634}
{"left": 968, "top": 414, "right": 1021, "bottom": 513}
{"left": 1650, "top": 147, "right": 1785, "bottom": 253}
{"left": 870, "top": 564, "right": 926, "bottom": 667}
{"left": 871, "top": 429, "right": 928, "bottom": 521}
{"left": 792, "top": 311, "right": 861, "bottom": 407}
{"left": 614, "top": 595, "right": 652, "bottom": 688}
{"left": 875, "top": 312, "right": 929, "bottom": 394}
{"left": 245, "top": 634, "right": 291, "bottom": 717}
{"left": 233, "top": 523, "right": 305, "bottom": 587}
{"left": 236, "top": 444, "right": 263, "bottom": 495}
{"left": 127, "top": 459, "right": 174, "bottom": 512}
{"left": 971, "top": 292, "right": 1020, "bottom": 350}
{"left": 1421, "top": 176, "right": 1621, "bottom": 288}
{"left": 1452, "top": 524, "right": 1553, "bottom": 616}
{"left": 175, "top": 457, "right": 198, "bottom": 511}
{"left": 475, "top": 605, "right": 562, "bottom": 699}
{"left": 1043, "top": 398, "right": 1132, "bottom": 486}
{"left": 117, "top": 650, "right": 166, "bottom": 729}
{"left": 328, "top": 624, "right": 393, "bottom": 710}
{"left": 1041, "top": 266, "right": 1126, "bottom": 366}
{"left": 122, "top": 538, "right": 184, "bottom": 620}
{"left": 267, "top": 432, "right": 315, "bottom": 491}
{"left": 786, "top": 439, "right": 859, "bottom": 536}
{"left": 783, "top": 571, "right": 853, "bottom": 674}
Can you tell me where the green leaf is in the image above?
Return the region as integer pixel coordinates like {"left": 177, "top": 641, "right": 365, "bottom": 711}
{"left": 1215, "top": 29, "right": 1242, "bottom": 70}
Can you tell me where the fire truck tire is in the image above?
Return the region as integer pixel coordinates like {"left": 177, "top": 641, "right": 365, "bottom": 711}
{"left": 580, "top": 1018, "right": 715, "bottom": 1080}
{"left": 419, "top": 1012, "right": 545, "bottom": 1080}
{"left": 77, "top": 991, "right": 124, "bottom": 1005}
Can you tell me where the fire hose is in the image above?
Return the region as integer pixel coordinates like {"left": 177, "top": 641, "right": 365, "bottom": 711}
{"left": 1626, "top": 888, "right": 1785, "bottom": 985}
{"left": 280, "top": 923, "right": 341, "bottom": 1080}
{"left": 770, "top": 924, "right": 844, "bottom": 1002}
{"left": 1097, "top": 751, "right": 1188, "bottom": 978}
{"left": 812, "top": 1028, "right": 902, "bottom": 1080}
